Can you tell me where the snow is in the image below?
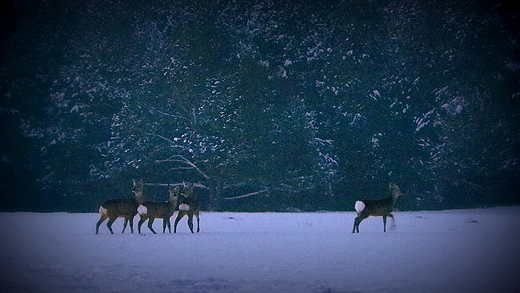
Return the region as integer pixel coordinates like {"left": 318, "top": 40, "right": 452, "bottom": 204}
{"left": 1, "top": 207, "right": 520, "bottom": 293}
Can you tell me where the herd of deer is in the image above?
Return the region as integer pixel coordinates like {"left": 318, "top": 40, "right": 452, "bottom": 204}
{"left": 95, "top": 179, "right": 402, "bottom": 234}
{"left": 95, "top": 179, "right": 200, "bottom": 234}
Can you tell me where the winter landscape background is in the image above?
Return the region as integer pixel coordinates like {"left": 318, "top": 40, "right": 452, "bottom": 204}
{"left": 1, "top": 1, "right": 519, "bottom": 291}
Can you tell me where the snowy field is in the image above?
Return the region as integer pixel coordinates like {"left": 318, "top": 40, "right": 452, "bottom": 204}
{"left": 1, "top": 207, "right": 520, "bottom": 293}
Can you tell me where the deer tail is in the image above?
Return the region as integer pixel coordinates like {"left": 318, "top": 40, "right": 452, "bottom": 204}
{"left": 354, "top": 201, "right": 365, "bottom": 214}
{"left": 137, "top": 205, "right": 148, "bottom": 215}
{"left": 99, "top": 205, "right": 108, "bottom": 216}
{"left": 178, "top": 204, "right": 190, "bottom": 211}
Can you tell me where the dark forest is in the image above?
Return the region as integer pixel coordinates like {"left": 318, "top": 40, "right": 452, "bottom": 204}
{"left": 1, "top": 0, "right": 519, "bottom": 212}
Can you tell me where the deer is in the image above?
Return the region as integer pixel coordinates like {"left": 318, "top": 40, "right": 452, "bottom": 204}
{"left": 352, "top": 182, "right": 402, "bottom": 233}
{"left": 137, "top": 186, "right": 180, "bottom": 234}
{"left": 95, "top": 178, "right": 144, "bottom": 234}
{"left": 174, "top": 182, "right": 200, "bottom": 233}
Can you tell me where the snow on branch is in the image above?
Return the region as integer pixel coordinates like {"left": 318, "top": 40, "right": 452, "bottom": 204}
{"left": 152, "top": 109, "right": 187, "bottom": 120}
{"left": 155, "top": 155, "right": 210, "bottom": 180}
{"left": 223, "top": 182, "right": 319, "bottom": 200}
{"left": 144, "top": 182, "right": 209, "bottom": 189}
{"left": 144, "top": 132, "right": 184, "bottom": 147}
{"left": 224, "top": 188, "right": 268, "bottom": 200}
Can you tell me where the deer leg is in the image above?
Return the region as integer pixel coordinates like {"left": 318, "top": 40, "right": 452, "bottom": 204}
{"left": 352, "top": 217, "right": 360, "bottom": 233}
{"left": 187, "top": 214, "right": 194, "bottom": 233}
{"left": 388, "top": 213, "right": 396, "bottom": 230}
{"left": 174, "top": 212, "right": 185, "bottom": 233}
{"left": 107, "top": 218, "right": 116, "bottom": 234}
{"left": 138, "top": 216, "right": 146, "bottom": 234}
{"left": 163, "top": 218, "right": 171, "bottom": 233}
{"left": 96, "top": 216, "right": 107, "bottom": 234}
{"left": 195, "top": 213, "right": 200, "bottom": 233}
{"left": 147, "top": 217, "right": 157, "bottom": 234}
{"left": 121, "top": 217, "right": 129, "bottom": 233}
{"left": 382, "top": 215, "right": 387, "bottom": 232}
{"left": 128, "top": 216, "right": 134, "bottom": 233}
{"left": 162, "top": 219, "right": 166, "bottom": 233}
{"left": 352, "top": 214, "right": 367, "bottom": 233}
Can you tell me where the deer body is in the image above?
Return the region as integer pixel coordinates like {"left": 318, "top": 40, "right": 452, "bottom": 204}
{"left": 137, "top": 186, "right": 180, "bottom": 234}
{"left": 174, "top": 183, "right": 200, "bottom": 233}
{"left": 352, "top": 183, "right": 402, "bottom": 233}
{"left": 95, "top": 179, "right": 144, "bottom": 234}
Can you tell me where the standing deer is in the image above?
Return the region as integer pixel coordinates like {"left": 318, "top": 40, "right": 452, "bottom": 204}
{"left": 352, "top": 183, "right": 402, "bottom": 233}
{"left": 137, "top": 186, "right": 180, "bottom": 234}
{"left": 174, "top": 182, "right": 200, "bottom": 233}
{"left": 95, "top": 178, "right": 144, "bottom": 234}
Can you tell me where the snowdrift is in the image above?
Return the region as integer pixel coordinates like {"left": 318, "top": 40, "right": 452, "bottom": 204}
{"left": 1, "top": 207, "right": 519, "bottom": 293}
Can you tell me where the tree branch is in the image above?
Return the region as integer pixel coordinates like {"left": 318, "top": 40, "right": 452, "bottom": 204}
{"left": 152, "top": 109, "right": 187, "bottom": 119}
{"left": 144, "top": 182, "right": 209, "bottom": 189}
{"left": 155, "top": 155, "right": 210, "bottom": 180}
{"left": 224, "top": 188, "right": 269, "bottom": 200}
{"left": 144, "top": 132, "right": 183, "bottom": 147}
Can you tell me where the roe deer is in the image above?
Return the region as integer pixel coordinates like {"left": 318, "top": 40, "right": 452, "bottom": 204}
{"left": 96, "top": 179, "right": 144, "bottom": 234}
{"left": 352, "top": 183, "right": 402, "bottom": 233}
{"left": 137, "top": 186, "right": 180, "bottom": 234}
{"left": 174, "top": 182, "right": 200, "bottom": 233}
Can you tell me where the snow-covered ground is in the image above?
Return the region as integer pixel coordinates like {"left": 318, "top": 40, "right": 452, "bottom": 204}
{"left": 1, "top": 207, "right": 519, "bottom": 293}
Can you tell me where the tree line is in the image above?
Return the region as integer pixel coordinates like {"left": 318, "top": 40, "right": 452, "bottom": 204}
{"left": 1, "top": 0, "right": 519, "bottom": 212}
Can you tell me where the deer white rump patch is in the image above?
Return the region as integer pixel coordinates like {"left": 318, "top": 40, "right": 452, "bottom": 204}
{"left": 99, "top": 206, "right": 108, "bottom": 216}
{"left": 137, "top": 205, "right": 148, "bottom": 215}
{"left": 178, "top": 204, "right": 190, "bottom": 211}
{"left": 355, "top": 201, "right": 365, "bottom": 214}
